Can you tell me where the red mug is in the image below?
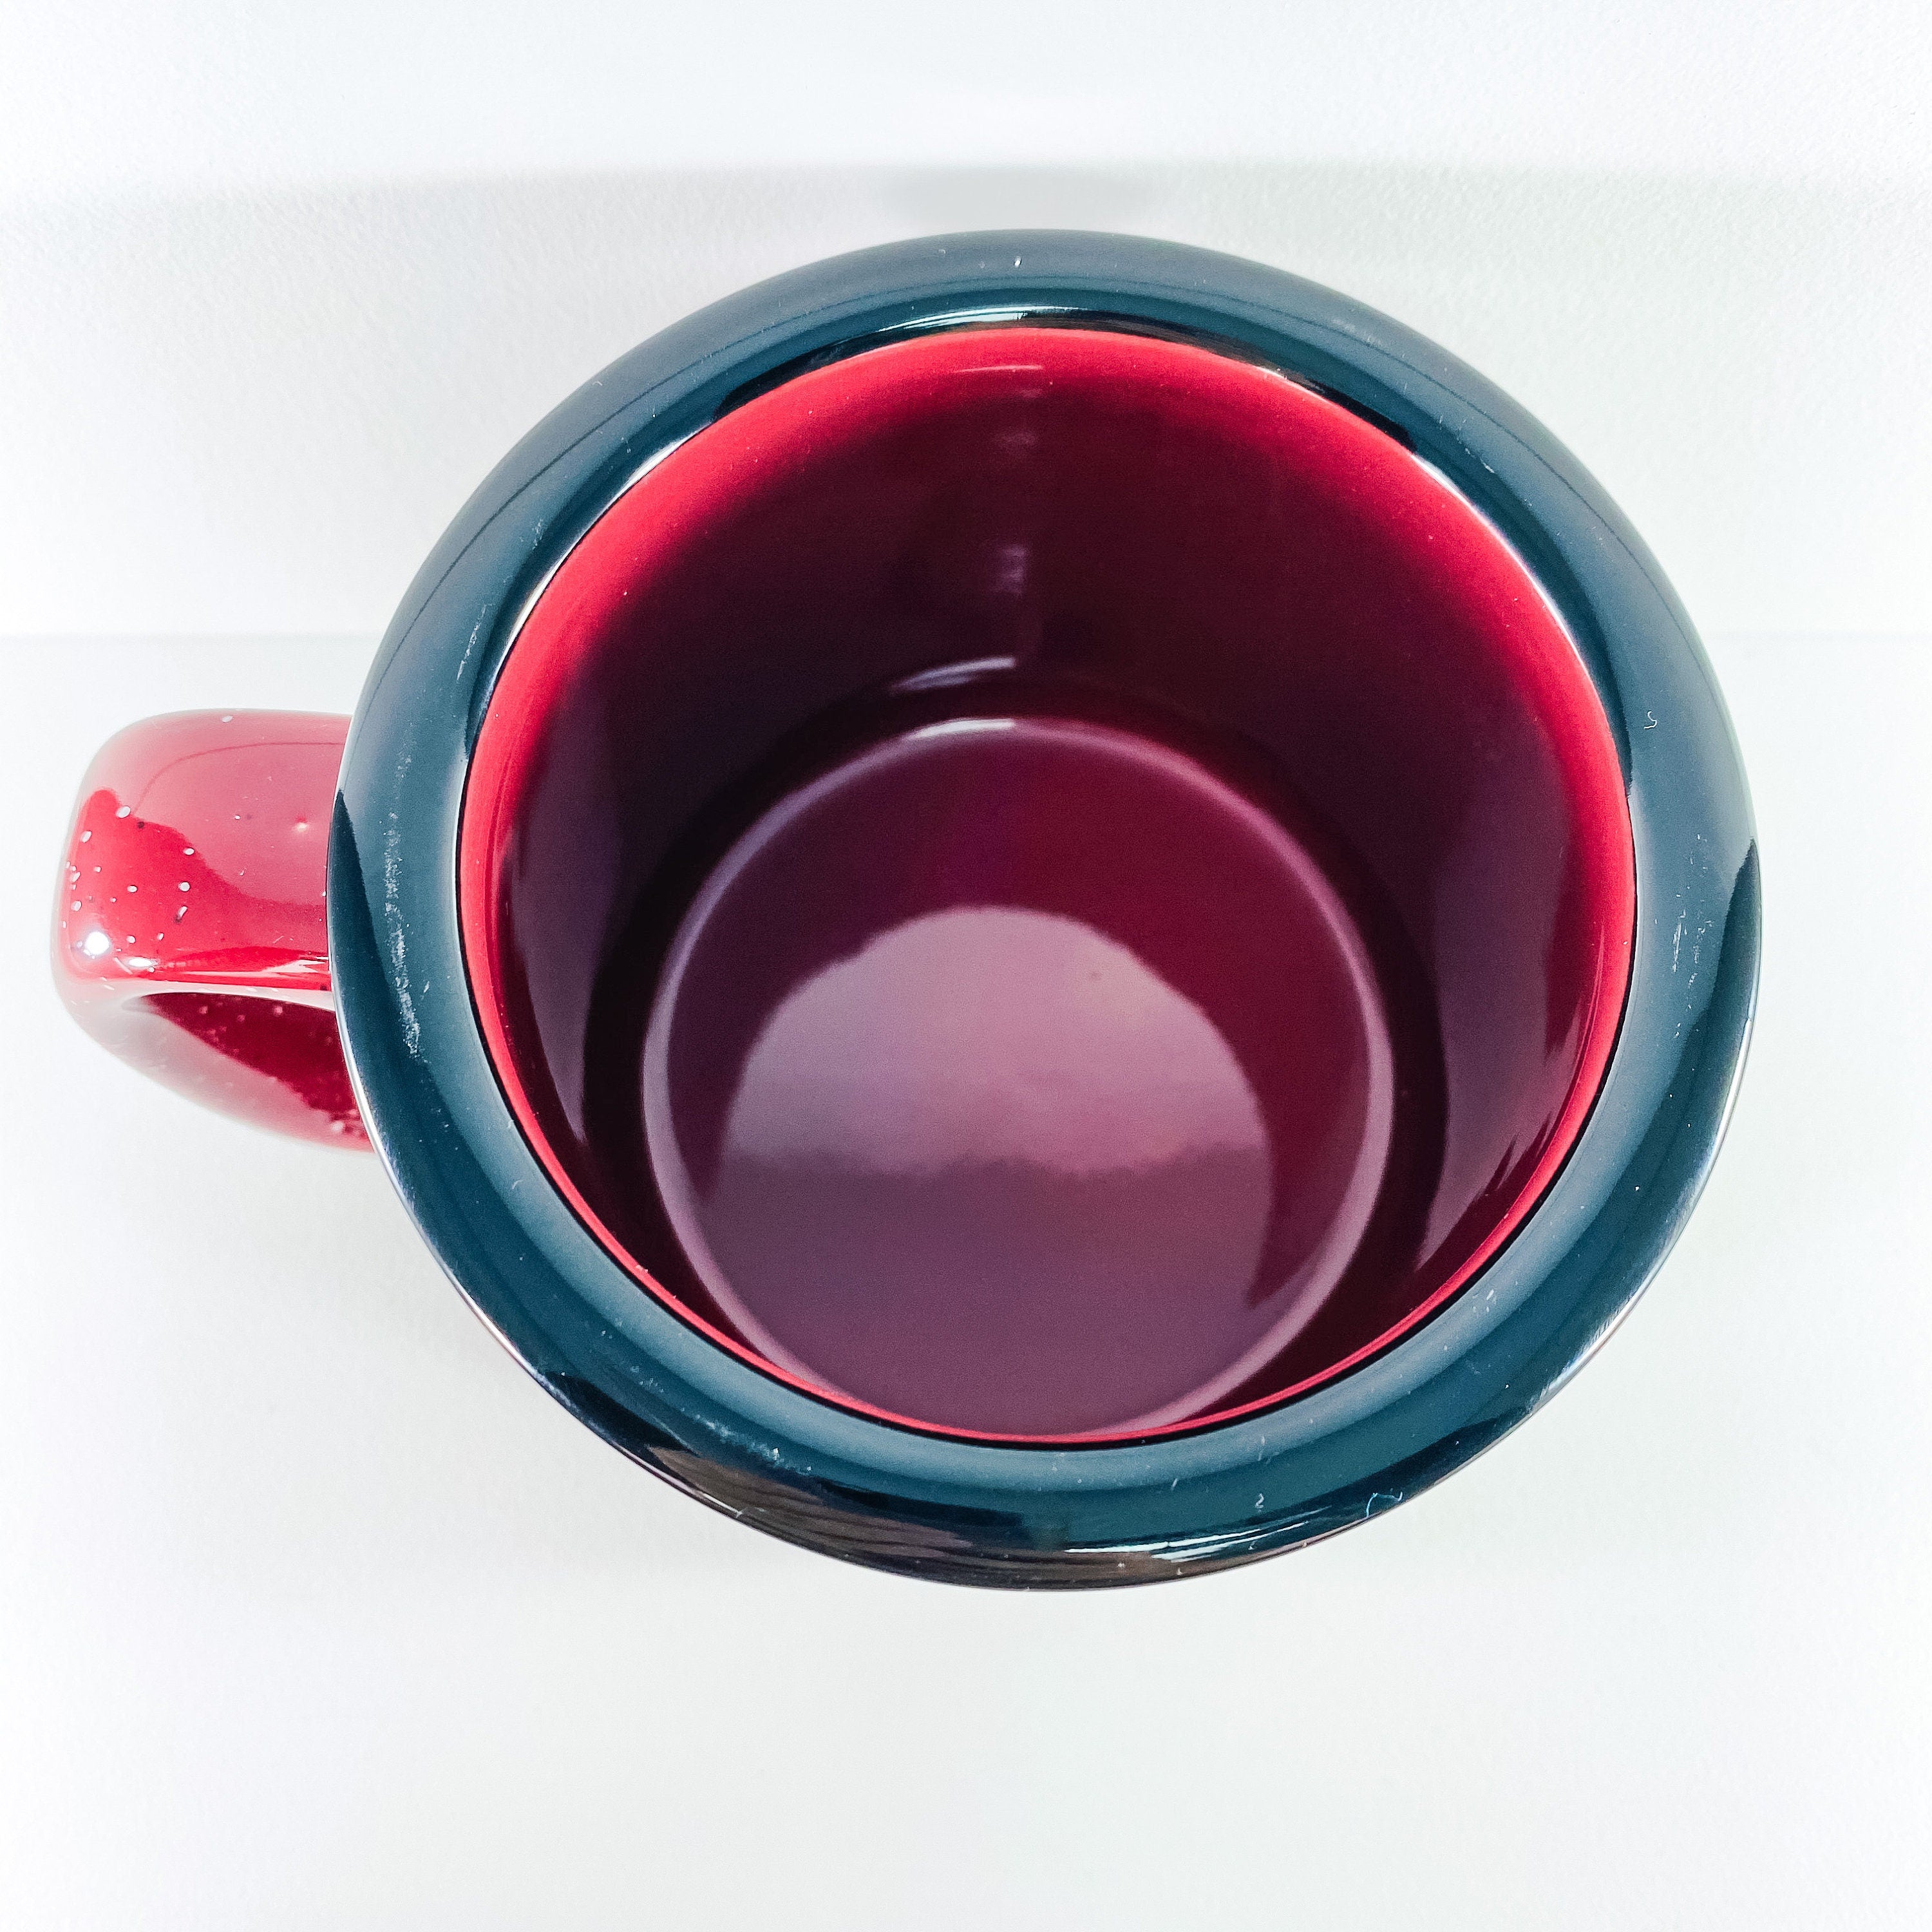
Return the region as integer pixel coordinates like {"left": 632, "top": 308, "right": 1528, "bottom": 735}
{"left": 53, "top": 234, "right": 1756, "bottom": 1585}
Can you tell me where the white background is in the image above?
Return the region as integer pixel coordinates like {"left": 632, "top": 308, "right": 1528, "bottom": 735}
{"left": 2, "top": 5, "right": 1928, "bottom": 1926}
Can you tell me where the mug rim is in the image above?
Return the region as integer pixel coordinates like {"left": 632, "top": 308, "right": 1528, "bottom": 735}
{"left": 330, "top": 230, "right": 1758, "bottom": 1587}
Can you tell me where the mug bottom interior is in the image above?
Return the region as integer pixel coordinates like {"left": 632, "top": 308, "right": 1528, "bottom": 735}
{"left": 634, "top": 681, "right": 1401, "bottom": 1439}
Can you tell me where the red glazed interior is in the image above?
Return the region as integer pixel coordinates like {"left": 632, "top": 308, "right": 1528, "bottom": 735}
{"left": 459, "top": 325, "right": 1634, "bottom": 1443}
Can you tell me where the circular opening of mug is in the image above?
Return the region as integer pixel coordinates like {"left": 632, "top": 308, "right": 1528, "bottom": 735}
{"left": 458, "top": 323, "right": 1635, "bottom": 1444}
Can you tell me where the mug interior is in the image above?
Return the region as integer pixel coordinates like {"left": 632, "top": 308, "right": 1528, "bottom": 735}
{"left": 458, "top": 323, "right": 1634, "bottom": 1443}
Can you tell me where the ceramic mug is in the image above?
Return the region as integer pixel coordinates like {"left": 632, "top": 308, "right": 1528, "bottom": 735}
{"left": 53, "top": 232, "right": 1757, "bottom": 1586}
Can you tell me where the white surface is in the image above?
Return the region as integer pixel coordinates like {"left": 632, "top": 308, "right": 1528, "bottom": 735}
{"left": 4, "top": 636, "right": 1928, "bottom": 1928}
{"left": 4, "top": 0, "right": 1927, "bottom": 196}
{"left": 4, "top": 8, "right": 1930, "bottom": 1922}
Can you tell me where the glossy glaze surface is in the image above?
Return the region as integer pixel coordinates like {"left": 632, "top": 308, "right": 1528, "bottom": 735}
{"left": 333, "top": 231, "right": 1756, "bottom": 1583}
{"left": 460, "top": 325, "right": 1633, "bottom": 1442}
{"left": 55, "top": 711, "right": 365, "bottom": 1146}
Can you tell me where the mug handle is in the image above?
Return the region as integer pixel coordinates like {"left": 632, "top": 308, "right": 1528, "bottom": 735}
{"left": 52, "top": 710, "right": 368, "bottom": 1148}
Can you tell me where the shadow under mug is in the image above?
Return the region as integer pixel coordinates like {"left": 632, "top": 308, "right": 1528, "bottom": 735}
{"left": 54, "top": 232, "right": 1757, "bottom": 1586}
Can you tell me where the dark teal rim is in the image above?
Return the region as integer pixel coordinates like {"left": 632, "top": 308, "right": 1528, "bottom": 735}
{"left": 329, "top": 231, "right": 1758, "bottom": 1588}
